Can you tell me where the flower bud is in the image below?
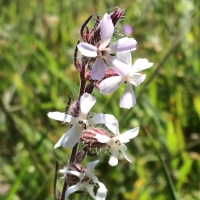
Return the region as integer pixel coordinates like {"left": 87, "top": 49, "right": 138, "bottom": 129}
{"left": 110, "top": 7, "right": 124, "bottom": 26}
{"left": 86, "top": 68, "right": 118, "bottom": 83}
{"left": 68, "top": 100, "right": 80, "bottom": 117}
{"left": 63, "top": 163, "right": 84, "bottom": 186}
{"left": 80, "top": 8, "right": 124, "bottom": 48}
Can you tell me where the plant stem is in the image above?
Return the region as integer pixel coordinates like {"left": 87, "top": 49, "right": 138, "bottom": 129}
{"left": 69, "top": 143, "right": 79, "bottom": 163}
{"left": 78, "top": 61, "right": 87, "bottom": 99}
{"left": 60, "top": 179, "right": 68, "bottom": 200}
{"left": 54, "top": 161, "right": 59, "bottom": 200}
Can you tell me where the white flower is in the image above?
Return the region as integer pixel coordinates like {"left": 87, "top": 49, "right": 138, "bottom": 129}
{"left": 48, "top": 93, "right": 118, "bottom": 149}
{"left": 77, "top": 13, "right": 137, "bottom": 80}
{"left": 60, "top": 160, "right": 107, "bottom": 200}
{"left": 96, "top": 125, "right": 139, "bottom": 166}
{"left": 99, "top": 51, "right": 153, "bottom": 109}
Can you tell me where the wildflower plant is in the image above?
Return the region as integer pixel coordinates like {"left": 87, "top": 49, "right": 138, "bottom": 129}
{"left": 48, "top": 8, "right": 153, "bottom": 200}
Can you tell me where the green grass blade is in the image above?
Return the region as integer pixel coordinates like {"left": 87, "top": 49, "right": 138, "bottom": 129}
{"left": 6, "top": 160, "right": 30, "bottom": 200}
{"left": 143, "top": 126, "right": 177, "bottom": 200}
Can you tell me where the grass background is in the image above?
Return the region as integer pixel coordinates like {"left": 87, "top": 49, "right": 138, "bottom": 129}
{"left": 0, "top": 0, "right": 199, "bottom": 199}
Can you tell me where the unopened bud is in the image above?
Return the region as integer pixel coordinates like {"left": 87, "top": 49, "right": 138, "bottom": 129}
{"left": 86, "top": 68, "right": 118, "bottom": 83}
{"left": 110, "top": 7, "right": 124, "bottom": 26}
{"left": 64, "top": 163, "right": 84, "bottom": 186}
{"left": 68, "top": 100, "right": 80, "bottom": 117}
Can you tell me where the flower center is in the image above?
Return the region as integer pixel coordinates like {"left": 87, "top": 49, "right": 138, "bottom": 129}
{"left": 109, "top": 137, "right": 121, "bottom": 148}
{"left": 114, "top": 139, "right": 121, "bottom": 145}
{"left": 78, "top": 120, "right": 87, "bottom": 129}
{"left": 81, "top": 175, "right": 95, "bottom": 185}
{"left": 97, "top": 48, "right": 110, "bottom": 59}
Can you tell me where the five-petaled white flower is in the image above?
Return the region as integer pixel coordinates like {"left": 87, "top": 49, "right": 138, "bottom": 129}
{"left": 99, "top": 51, "right": 153, "bottom": 109}
{"left": 48, "top": 93, "right": 118, "bottom": 149}
{"left": 77, "top": 13, "right": 137, "bottom": 80}
{"left": 95, "top": 124, "right": 139, "bottom": 166}
{"left": 60, "top": 160, "right": 107, "bottom": 200}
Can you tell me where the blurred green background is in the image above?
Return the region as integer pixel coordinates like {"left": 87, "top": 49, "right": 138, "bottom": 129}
{"left": 0, "top": 0, "right": 199, "bottom": 200}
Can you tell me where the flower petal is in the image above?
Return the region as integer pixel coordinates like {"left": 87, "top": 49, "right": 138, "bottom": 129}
{"left": 90, "top": 175, "right": 99, "bottom": 184}
{"left": 47, "top": 112, "right": 76, "bottom": 124}
{"left": 118, "top": 143, "right": 127, "bottom": 152}
{"left": 77, "top": 42, "right": 97, "bottom": 57}
{"left": 87, "top": 160, "right": 99, "bottom": 172}
{"left": 65, "top": 183, "right": 81, "bottom": 199}
{"left": 91, "top": 57, "right": 107, "bottom": 80}
{"left": 80, "top": 93, "right": 96, "bottom": 119}
{"left": 119, "top": 127, "right": 139, "bottom": 143}
{"left": 84, "top": 182, "right": 96, "bottom": 199}
{"left": 99, "top": 76, "right": 124, "bottom": 94}
{"left": 121, "top": 150, "right": 132, "bottom": 163}
{"left": 59, "top": 169, "right": 67, "bottom": 174}
{"left": 100, "top": 13, "right": 114, "bottom": 48}
{"left": 109, "top": 151, "right": 119, "bottom": 166}
{"left": 128, "top": 74, "right": 146, "bottom": 86}
{"left": 119, "top": 83, "right": 136, "bottom": 109}
{"left": 117, "top": 51, "right": 132, "bottom": 66}
{"left": 131, "top": 58, "right": 153, "bottom": 73}
{"left": 96, "top": 134, "right": 111, "bottom": 143}
{"left": 105, "top": 123, "right": 119, "bottom": 135}
{"left": 107, "top": 56, "right": 129, "bottom": 76}
{"left": 65, "top": 170, "right": 83, "bottom": 178}
{"left": 110, "top": 37, "right": 137, "bottom": 52}
{"left": 54, "top": 125, "right": 82, "bottom": 149}
{"left": 96, "top": 182, "right": 107, "bottom": 200}
{"left": 89, "top": 113, "right": 118, "bottom": 126}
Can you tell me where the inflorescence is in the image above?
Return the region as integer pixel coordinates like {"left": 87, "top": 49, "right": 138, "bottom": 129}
{"left": 48, "top": 8, "right": 153, "bottom": 200}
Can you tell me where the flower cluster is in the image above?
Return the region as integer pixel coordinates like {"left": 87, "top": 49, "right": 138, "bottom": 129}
{"left": 59, "top": 161, "right": 107, "bottom": 200}
{"left": 48, "top": 8, "right": 153, "bottom": 200}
